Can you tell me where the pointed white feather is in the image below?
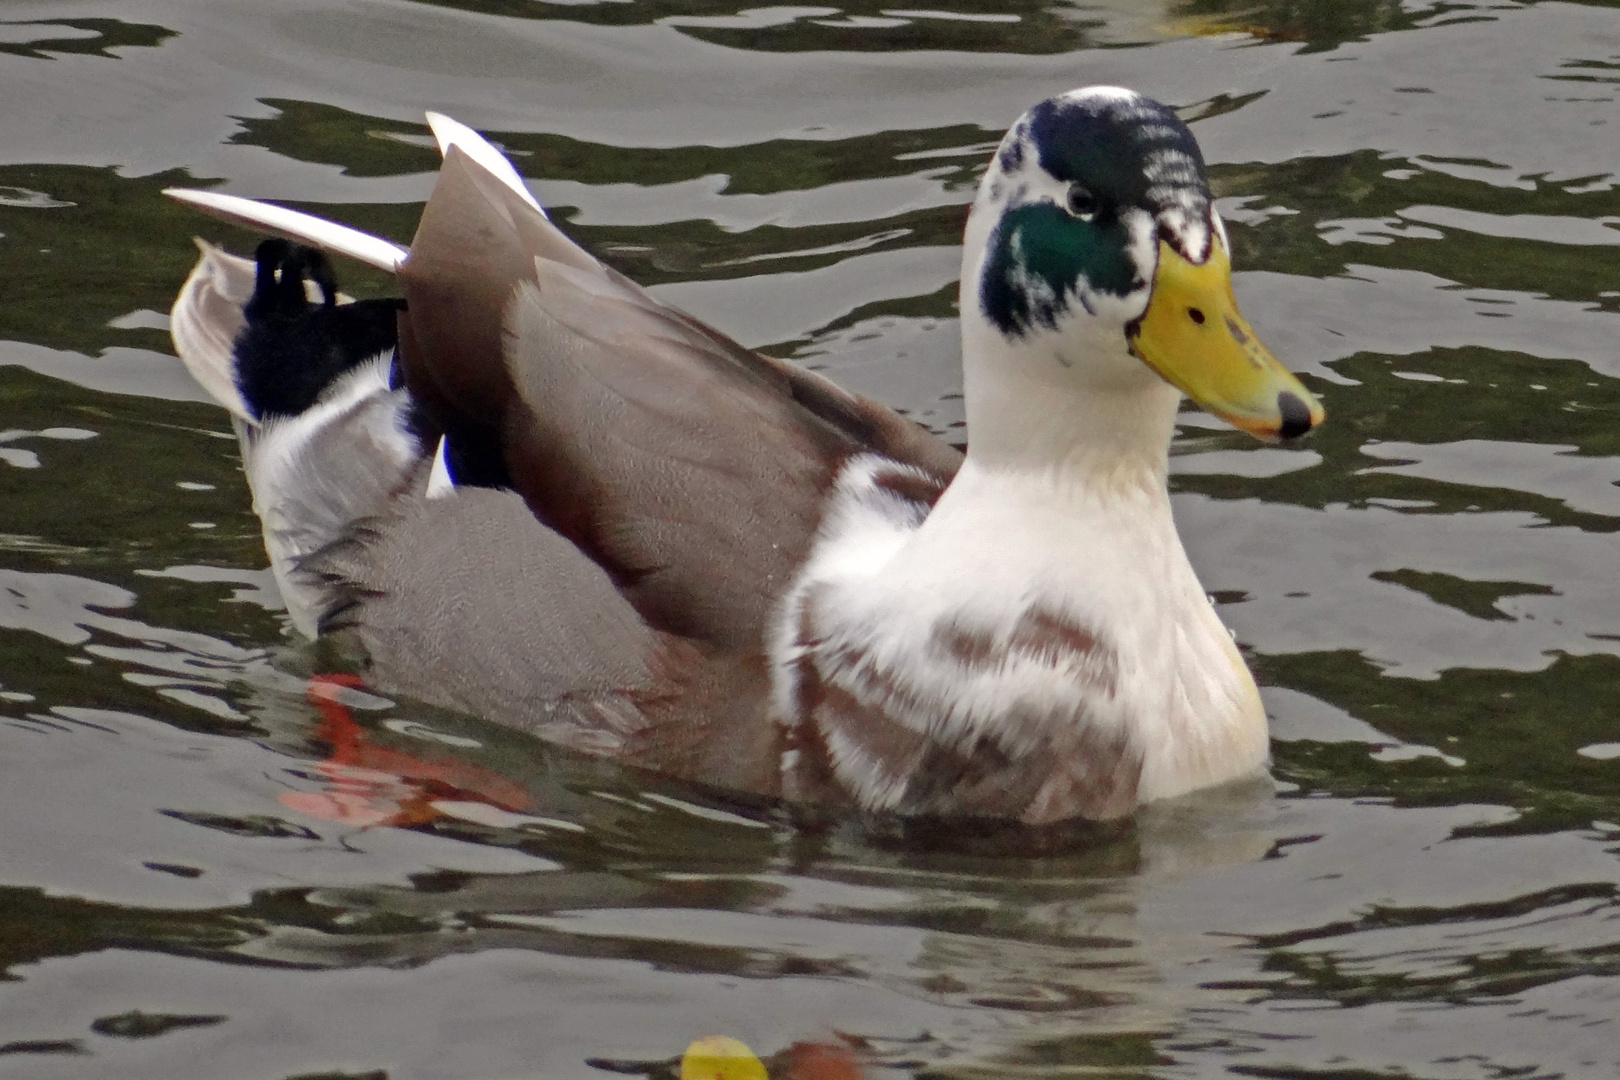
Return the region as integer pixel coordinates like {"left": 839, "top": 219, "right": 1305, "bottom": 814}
{"left": 424, "top": 112, "right": 546, "bottom": 216}
{"left": 169, "top": 239, "right": 257, "bottom": 423}
{"left": 163, "top": 189, "right": 408, "bottom": 273}
{"left": 425, "top": 435, "right": 456, "bottom": 499}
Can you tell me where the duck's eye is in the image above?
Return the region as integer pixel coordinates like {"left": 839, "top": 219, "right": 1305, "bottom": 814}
{"left": 1065, "top": 184, "right": 1099, "bottom": 222}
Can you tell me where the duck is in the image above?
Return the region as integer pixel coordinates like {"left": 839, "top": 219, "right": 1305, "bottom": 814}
{"left": 165, "top": 86, "right": 1324, "bottom": 828}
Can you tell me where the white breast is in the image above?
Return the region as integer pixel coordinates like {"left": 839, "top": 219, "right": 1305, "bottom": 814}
{"left": 771, "top": 453, "right": 1267, "bottom": 824}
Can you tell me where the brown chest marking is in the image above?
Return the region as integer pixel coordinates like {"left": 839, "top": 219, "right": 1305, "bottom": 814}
{"left": 932, "top": 604, "right": 1119, "bottom": 698}
{"left": 870, "top": 466, "right": 947, "bottom": 509}
{"left": 788, "top": 596, "right": 1139, "bottom": 823}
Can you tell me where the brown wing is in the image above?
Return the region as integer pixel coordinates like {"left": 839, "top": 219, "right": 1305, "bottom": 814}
{"left": 395, "top": 147, "right": 962, "bottom": 649}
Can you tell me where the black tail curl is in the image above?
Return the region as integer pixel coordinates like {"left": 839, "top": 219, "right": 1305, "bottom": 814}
{"left": 234, "top": 239, "right": 406, "bottom": 420}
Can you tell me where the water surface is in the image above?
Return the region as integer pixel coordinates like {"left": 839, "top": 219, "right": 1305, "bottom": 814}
{"left": 2, "top": 1, "right": 1620, "bottom": 1076}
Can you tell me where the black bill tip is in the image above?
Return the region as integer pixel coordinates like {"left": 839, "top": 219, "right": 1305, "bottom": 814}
{"left": 1277, "top": 390, "right": 1315, "bottom": 440}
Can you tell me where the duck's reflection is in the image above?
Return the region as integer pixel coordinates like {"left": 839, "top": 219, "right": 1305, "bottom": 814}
{"left": 279, "top": 673, "right": 532, "bottom": 828}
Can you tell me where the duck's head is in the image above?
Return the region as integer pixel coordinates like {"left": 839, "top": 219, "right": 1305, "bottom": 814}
{"left": 960, "top": 86, "right": 1323, "bottom": 449}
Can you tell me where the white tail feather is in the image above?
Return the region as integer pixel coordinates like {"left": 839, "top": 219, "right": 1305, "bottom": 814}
{"left": 169, "top": 239, "right": 258, "bottom": 422}
{"left": 163, "top": 189, "right": 409, "bottom": 273}
{"left": 424, "top": 112, "right": 546, "bottom": 216}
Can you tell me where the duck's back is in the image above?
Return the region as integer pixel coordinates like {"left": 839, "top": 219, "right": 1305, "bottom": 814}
{"left": 171, "top": 146, "right": 961, "bottom": 799}
{"left": 398, "top": 149, "right": 960, "bottom": 647}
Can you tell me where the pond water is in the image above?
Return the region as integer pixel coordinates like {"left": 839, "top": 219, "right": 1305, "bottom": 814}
{"left": 3, "top": 0, "right": 1620, "bottom": 1076}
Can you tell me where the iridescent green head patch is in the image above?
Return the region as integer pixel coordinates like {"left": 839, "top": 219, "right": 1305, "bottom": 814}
{"left": 981, "top": 203, "right": 1139, "bottom": 336}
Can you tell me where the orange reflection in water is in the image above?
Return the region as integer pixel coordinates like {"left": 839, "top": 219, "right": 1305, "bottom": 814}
{"left": 280, "top": 674, "right": 530, "bottom": 828}
{"left": 769, "top": 1042, "right": 864, "bottom": 1080}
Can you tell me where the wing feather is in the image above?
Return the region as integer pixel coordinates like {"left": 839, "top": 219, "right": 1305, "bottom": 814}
{"left": 396, "top": 147, "right": 961, "bottom": 648}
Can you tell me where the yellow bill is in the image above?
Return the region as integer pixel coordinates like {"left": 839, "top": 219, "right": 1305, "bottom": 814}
{"left": 1128, "top": 237, "right": 1324, "bottom": 441}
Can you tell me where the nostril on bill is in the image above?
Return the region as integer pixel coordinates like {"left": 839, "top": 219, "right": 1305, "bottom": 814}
{"left": 1277, "top": 391, "right": 1314, "bottom": 439}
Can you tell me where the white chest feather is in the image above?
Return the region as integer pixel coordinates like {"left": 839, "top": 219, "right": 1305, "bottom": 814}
{"left": 772, "top": 453, "right": 1266, "bottom": 824}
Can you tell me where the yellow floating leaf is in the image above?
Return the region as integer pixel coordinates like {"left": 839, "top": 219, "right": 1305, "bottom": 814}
{"left": 680, "top": 1036, "right": 768, "bottom": 1080}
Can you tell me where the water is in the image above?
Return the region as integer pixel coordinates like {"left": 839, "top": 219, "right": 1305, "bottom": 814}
{"left": 2, "top": 0, "right": 1620, "bottom": 1076}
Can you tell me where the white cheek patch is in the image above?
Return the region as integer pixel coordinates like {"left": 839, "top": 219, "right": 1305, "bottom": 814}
{"left": 1103, "top": 208, "right": 1158, "bottom": 325}
{"left": 980, "top": 126, "right": 1036, "bottom": 215}
{"left": 1142, "top": 150, "right": 1210, "bottom": 261}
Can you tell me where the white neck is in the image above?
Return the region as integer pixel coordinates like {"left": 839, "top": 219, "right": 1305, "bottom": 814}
{"left": 965, "top": 337, "right": 1180, "bottom": 474}
{"left": 959, "top": 312, "right": 1181, "bottom": 490}
{"left": 955, "top": 194, "right": 1178, "bottom": 484}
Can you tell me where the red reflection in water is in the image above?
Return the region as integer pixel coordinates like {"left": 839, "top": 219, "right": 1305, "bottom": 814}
{"left": 280, "top": 674, "right": 530, "bottom": 828}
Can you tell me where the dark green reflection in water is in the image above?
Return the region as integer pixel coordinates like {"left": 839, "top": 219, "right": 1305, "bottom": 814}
{"left": 0, "top": 17, "right": 176, "bottom": 61}
{"left": 397, "top": 0, "right": 1487, "bottom": 55}
{"left": 1174, "top": 350, "right": 1620, "bottom": 530}
{"left": 229, "top": 102, "right": 436, "bottom": 180}
{"left": 401, "top": 0, "right": 1108, "bottom": 53}
{"left": 392, "top": 0, "right": 1516, "bottom": 55}
{"left": 1266, "top": 649, "right": 1620, "bottom": 834}
{"left": 228, "top": 98, "right": 984, "bottom": 285}
{"left": 1168, "top": 0, "right": 1434, "bottom": 52}
{"left": 0, "top": 369, "right": 260, "bottom": 569}
{"left": 0, "top": 166, "right": 234, "bottom": 355}
{"left": 1215, "top": 151, "right": 1620, "bottom": 307}
{"left": 1222, "top": 881, "right": 1620, "bottom": 1011}
{"left": 1369, "top": 569, "right": 1557, "bottom": 622}
{"left": 231, "top": 98, "right": 988, "bottom": 195}
{"left": 0, "top": 885, "right": 258, "bottom": 974}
